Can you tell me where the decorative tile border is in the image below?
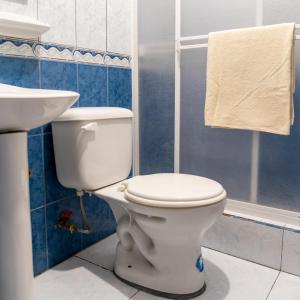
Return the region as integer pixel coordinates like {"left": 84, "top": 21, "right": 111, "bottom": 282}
{"left": 0, "top": 37, "right": 131, "bottom": 68}
{"left": 34, "top": 44, "right": 74, "bottom": 61}
{"left": 0, "top": 38, "right": 35, "bottom": 57}
{"left": 74, "top": 49, "right": 105, "bottom": 65}
{"left": 105, "top": 53, "right": 131, "bottom": 68}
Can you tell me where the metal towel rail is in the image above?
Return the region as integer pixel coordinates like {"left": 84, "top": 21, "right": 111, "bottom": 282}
{"left": 177, "top": 24, "right": 300, "bottom": 51}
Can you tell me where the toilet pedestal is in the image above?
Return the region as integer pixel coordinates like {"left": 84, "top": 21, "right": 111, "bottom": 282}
{"left": 114, "top": 214, "right": 206, "bottom": 299}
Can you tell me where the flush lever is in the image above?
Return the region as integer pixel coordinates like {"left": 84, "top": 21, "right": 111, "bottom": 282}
{"left": 81, "top": 122, "right": 98, "bottom": 132}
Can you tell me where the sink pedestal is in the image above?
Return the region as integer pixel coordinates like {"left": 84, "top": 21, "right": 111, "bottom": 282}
{"left": 0, "top": 132, "right": 34, "bottom": 300}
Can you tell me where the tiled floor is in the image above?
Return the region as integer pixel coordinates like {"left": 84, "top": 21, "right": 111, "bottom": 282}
{"left": 34, "top": 234, "right": 300, "bottom": 300}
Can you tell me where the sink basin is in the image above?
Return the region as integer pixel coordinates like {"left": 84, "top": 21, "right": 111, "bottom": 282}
{"left": 0, "top": 83, "right": 79, "bottom": 132}
{"left": 0, "top": 12, "right": 50, "bottom": 39}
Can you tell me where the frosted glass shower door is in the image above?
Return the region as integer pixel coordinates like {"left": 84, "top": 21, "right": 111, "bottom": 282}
{"left": 180, "top": 0, "right": 300, "bottom": 212}
{"left": 179, "top": 0, "right": 256, "bottom": 201}
{"left": 138, "top": 0, "right": 175, "bottom": 174}
{"left": 256, "top": 0, "right": 300, "bottom": 212}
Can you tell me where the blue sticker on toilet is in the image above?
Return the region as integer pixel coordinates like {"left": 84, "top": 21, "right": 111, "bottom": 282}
{"left": 196, "top": 255, "right": 204, "bottom": 272}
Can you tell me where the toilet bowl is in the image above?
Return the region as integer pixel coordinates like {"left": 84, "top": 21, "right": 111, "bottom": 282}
{"left": 51, "top": 107, "right": 227, "bottom": 299}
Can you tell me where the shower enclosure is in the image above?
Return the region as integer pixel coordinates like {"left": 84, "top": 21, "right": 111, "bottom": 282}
{"left": 137, "top": 0, "right": 300, "bottom": 216}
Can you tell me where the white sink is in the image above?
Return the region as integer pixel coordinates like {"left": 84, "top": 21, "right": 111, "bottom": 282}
{"left": 0, "top": 83, "right": 79, "bottom": 132}
{"left": 0, "top": 83, "right": 79, "bottom": 300}
{"left": 0, "top": 12, "right": 50, "bottom": 39}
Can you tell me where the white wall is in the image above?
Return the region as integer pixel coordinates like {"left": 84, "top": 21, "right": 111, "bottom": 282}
{"left": 0, "top": 0, "right": 132, "bottom": 54}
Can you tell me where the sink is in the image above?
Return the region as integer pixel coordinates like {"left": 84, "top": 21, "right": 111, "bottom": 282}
{"left": 0, "top": 12, "right": 50, "bottom": 39}
{"left": 0, "top": 83, "right": 79, "bottom": 132}
{"left": 0, "top": 83, "right": 79, "bottom": 300}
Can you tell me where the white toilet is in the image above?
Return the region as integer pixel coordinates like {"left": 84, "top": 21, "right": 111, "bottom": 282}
{"left": 52, "top": 107, "right": 227, "bottom": 299}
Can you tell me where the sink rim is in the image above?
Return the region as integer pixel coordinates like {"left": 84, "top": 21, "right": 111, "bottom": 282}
{"left": 0, "top": 83, "right": 79, "bottom": 99}
{"left": 0, "top": 83, "right": 80, "bottom": 132}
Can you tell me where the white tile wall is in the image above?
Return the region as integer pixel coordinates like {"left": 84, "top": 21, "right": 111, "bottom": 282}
{"left": 107, "top": 0, "right": 131, "bottom": 54}
{"left": 202, "top": 215, "right": 284, "bottom": 269}
{"left": 0, "top": 0, "right": 131, "bottom": 54}
{"left": 282, "top": 228, "right": 300, "bottom": 276}
{"left": 76, "top": 0, "right": 106, "bottom": 51}
{"left": 0, "top": 0, "right": 37, "bottom": 18}
{"left": 38, "top": 0, "right": 76, "bottom": 46}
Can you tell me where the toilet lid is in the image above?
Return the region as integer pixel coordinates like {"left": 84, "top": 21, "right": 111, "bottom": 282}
{"left": 123, "top": 173, "right": 226, "bottom": 208}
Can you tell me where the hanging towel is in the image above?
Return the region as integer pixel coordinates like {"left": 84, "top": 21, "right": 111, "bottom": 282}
{"left": 205, "top": 23, "right": 295, "bottom": 135}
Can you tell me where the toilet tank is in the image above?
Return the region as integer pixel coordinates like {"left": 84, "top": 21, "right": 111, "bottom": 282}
{"left": 51, "top": 107, "right": 133, "bottom": 191}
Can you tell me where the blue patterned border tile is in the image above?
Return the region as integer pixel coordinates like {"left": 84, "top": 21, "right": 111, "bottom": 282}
{"left": 73, "top": 48, "right": 105, "bottom": 65}
{"left": 0, "top": 38, "right": 35, "bottom": 57}
{"left": 105, "top": 53, "right": 131, "bottom": 68}
{"left": 0, "top": 37, "right": 131, "bottom": 68}
{"left": 34, "top": 43, "right": 74, "bottom": 61}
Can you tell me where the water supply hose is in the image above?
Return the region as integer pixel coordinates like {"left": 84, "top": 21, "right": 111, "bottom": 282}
{"left": 77, "top": 190, "right": 93, "bottom": 234}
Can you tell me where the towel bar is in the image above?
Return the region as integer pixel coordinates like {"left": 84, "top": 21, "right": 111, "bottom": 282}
{"left": 178, "top": 24, "right": 300, "bottom": 51}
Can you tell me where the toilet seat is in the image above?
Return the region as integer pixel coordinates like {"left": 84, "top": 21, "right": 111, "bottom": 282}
{"left": 123, "top": 173, "right": 226, "bottom": 208}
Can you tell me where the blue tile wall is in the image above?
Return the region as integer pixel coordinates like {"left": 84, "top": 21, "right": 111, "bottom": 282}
{"left": 46, "top": 196, "right": 82, "bottom": 268}
{"left": 0, "top": 56, "right": 39, "bottom": 88}
{"left": 43, "top": 134, "right": 75, "bottom": 204}
{"left": 31, "top": 208, "right": 47, "bottom": 275}
{"left": 81, "top": 195, "right": 117, "bottom": 249}
{"left": 0, "top": 56, "right": 41, "bottom": 135}
{"left": 108, "top": 67, "right": 132, "bottom": 109}
{"left": 78, "top": 64, "right": 108, "bottom": 107}
{"left": 28, "top": 135, "right": 45, "bottom": 210}
{"left": 0, "top": 55, "right": 132, "bottom": 275}
{"left": 40, "top": 60, "right": 78, "bottom": 92}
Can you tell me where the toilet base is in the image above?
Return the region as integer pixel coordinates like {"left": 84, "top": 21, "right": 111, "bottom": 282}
{"left": 114, "top": 271, "right": 206, "bottom": 300}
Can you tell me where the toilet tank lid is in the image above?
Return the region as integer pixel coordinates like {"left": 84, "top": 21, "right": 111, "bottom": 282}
{"left": 53, "top": 107, "right": 133, "bottom": 122}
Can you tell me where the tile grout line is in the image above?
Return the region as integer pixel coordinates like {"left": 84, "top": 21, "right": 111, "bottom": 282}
{"left": 264, "top": 220, "right": 285, "bottom": 299}
{"left": 128, "top": 290, "right": 140, "bottom": 299}
{"left": 107, "top": 64, "right": 109, "bottom": 106}
{"left": 74, "top": 0, "right": 78, "bottom": 49}
{"left": 31, "top": 193, "right": 79, "bottom": 213}
{"left": 74, "top": 255, "right": 112, "bottom": 272}
{"left": 106, "top": 0, "right": 108, "bottom": 53}
{"left": 265, "top": 271, "right": 281, "bottom": 300}
{"left": 38, "top": 54, "right": 50, "bottom": 270}
{"left": 279, "top": 227, "right": 285, "bottom": 271}
{"left": 41, "top": 123, "right": 49, "bottom": 269}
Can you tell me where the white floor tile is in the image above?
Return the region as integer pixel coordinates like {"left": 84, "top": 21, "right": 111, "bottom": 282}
{"left": 268, "top": 272, "right": 300, "bottom": 300}
{"left": 34, "top": 257, "right": 137, "bottom": 300}
{"left": 76, "top": 234, "right": 119, "bottom": 271}
{"left": 131, "top": 248, "right": 279, "bottom": 300}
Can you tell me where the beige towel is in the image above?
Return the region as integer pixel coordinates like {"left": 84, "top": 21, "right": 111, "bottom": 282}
{"left": 205, "top": 23, "right": 295, "bottom": 135}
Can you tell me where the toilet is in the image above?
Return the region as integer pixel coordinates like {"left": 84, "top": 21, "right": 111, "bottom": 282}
{"left": 51, "top": 107, "right": 227, "bottom": 299}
